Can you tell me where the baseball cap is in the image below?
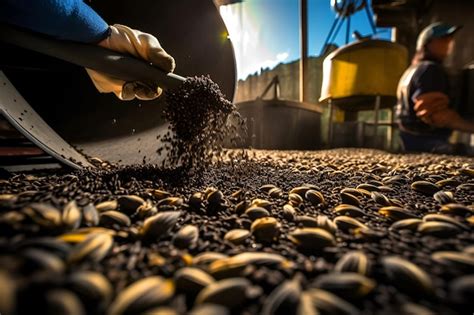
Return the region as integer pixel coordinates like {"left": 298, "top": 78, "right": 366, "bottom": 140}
{"left": 416, "top": 22, "right": 462, "bottom": 50}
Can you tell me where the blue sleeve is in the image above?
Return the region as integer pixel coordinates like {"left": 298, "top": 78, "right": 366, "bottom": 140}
{"left": 0, "top": 0, "right": 110, "bottom": 43}
{"left": 411, "top": 63, "right": 449, "bottom": 102}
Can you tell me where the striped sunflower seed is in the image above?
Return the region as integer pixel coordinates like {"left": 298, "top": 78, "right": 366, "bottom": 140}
{"left": 305, "top": 190, "right": 325, "bottom": 207}
{"left": 311, "top": 272, "right": 376, "bottom": 299}
{"left": 303, "top": 288, "right": 361, "bottom": 315}
{"left": 224, "top": 229, "right": 251, "bottom": 245}
{"left": 67, "top": 271, "right": 113, "bottom": 309}
{"left": 99, "top": 211, "right": 131, "bottom": 228}
{"left": 381, "top": 256, "right": 433, "bottom": 296}
{"left": 433, "top": 191, "right": 454, "bottom": 205}
{"left": 288, "top": 228, "right": 336, "bottom": 252}
{"left": 439, "top": 203, "right": 473, "bottom": 216}
{"left": 82, "top": 203, "right": 99, "bottom": 227}
{"left": 195, "top": 278, "right": 252, "bottom": 308}
{"left": 23, "top": 203, "right": 61, "bottom": 229}
{"left": 340, "top": 192, "right": 360, "bottom": 207}
{"left": 107, "top": 276, "right": 174, "bottom": 315}
{"left": 62, "top": 200, "right": 82, "bottom": 230}
{"left": 251, "top": 217, "right": 281, "bottom": 243}
{"left": 333, "top": 204, "right": 365, "bottom": 217}
{"left": 141, "top": 211, "right": 181, "bottom": 240}
{"left": 68, "top": 233, "right": 113, "bottom": 264}
{"left": 333, "top": 216, "right": 368, "bottom": 232}
{"left": 174, "top": 267, "right": 215, "bottom": 294}
{"left": 334, "top": 251, "right": 371, "bottom": 276}
{"left": 417, "top": 221, "right": 461, "bottom": 237}
{"left": 261, "top": 276, "right": 301, "bottom": 315}
{"left": 173, "top": 225, "right": 199, "bottom": 249}
{"left": 117, "top": 195, "right": 145, "bottom": 215}
{"left": 389, "top": 218, "right": 422, "bottom": 231}
{"left": 431, "top": 251, "right": 474, "bottom": 270}
{"left": 245, "top": 207, "right": 270, "bottom": 221}
{"left": 411, "top": 181, "right": 440, "bottom": 195}
{"left": 378, "top": 206, "right": 417, "bottom": 221}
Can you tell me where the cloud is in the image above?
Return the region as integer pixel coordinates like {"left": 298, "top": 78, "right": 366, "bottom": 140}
{"left": 259, "top": 51, "right": 290, "bottom": 70}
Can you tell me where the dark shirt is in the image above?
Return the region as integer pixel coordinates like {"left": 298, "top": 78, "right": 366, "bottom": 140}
{"left": 395, "top": 60, "right": 452, "bottom": 137}
{"left": 0, "top": 0, "right": 109, "bottom": 43}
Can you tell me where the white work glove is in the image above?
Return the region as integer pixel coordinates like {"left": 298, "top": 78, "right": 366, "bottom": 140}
{"left": 86, "top": 24, "right": 175, "bottom": 101}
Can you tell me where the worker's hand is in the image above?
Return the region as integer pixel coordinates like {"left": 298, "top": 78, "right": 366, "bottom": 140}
{"left": 414, "top": 92, "right": 450, "bottom": 119}
{"left": 425, "top": 108, "right": 459, "bottom": 127}
{"left": 86, "top": 24, "right": 175, "bottom": 100}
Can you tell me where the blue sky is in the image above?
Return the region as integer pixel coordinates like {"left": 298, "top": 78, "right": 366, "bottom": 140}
{"left": 220, "top": 0, "right": 392, "bottom": 80}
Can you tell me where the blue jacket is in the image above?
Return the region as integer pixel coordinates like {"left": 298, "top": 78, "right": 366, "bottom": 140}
{"left": 0, "top": 0, "right": 110, "bottom": 43}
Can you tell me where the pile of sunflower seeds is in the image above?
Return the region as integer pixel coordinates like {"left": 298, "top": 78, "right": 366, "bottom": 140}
{"left": 0, "top": 148, "right": 473, "bottom": 315}
{"left": 161, "top": 75, "right": 245, "bottom": 170}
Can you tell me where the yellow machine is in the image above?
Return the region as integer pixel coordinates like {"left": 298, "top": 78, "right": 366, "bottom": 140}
{"left": 320, "top": 39, "right": 408, "bottom": 107}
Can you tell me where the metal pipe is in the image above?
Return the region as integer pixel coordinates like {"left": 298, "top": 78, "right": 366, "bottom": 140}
{"left": 299, "top": 0, "right": 308, "bottom": 102}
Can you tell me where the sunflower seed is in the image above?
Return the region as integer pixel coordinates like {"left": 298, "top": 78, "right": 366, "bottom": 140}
{"left": 288, "top": 228, "right": 336, "bottom": 252}
{"left": 289, "top": 186, "right": 311, "bottom": 198}
{"left": 268, "top": 187, "right": 283, "bottom": 198}
{"left": 107, "top": 276, "right": 174, "bottom": 315}
{"left": 262, "top": 276, "right": 301, "bottom": 315}
{"left": 62, "top": 200, "right": 82, "bottom": 230}
{"left": 173, "top": 225, "right": 199, "bottom": 249}
{"left": 449, "top": 275, "right": 474, "bottom": 305}
{"left": 224, "top": 229, "right": 251, "bottom": 245}
{"left": 67, "top": 271, "right": 113, "bottom": 309}
{"left": 23, "top": 203, "right": 61, "bottom": 228}
{"left": 148, "top": 189, "right": 172, "bottom": 200}
{"left": 417, "top": 221, "right": 461, "bottom": 237}
{"left": 282, "top": 204, "right": 297, "bottom": 221}
{"left": 117, "top": 195, "right": 145, "bottom": 214}
{"left": 439, "top": 203, "right": 473, "bottom": 216}
{"left": 195, "top": 278, "right": 252, "bottom": 308}
{"left": 82, "top": 203, "right": 99, "bottom": 227}
{"left": 295, "top": 215, "right": 319, "bottom": 227}
{"left": 340, "top": 192, "right": 360, "bottom": 207}
{"left": 381, "top": 256, "right": 433, "bottom": 296}
{"left": 245, "top": 207, "right": 270, "bottom": 221}
{"left": 389, "top": 219, "right": 422, "bottom": 231}
{"left": 333, "top": 216, "right": 367, "bottom": 232}
{"left": 411, "top": 181, "right": 440, "bottom": 195}
{"left": 193, "top": 252, "right": 229, "bottom": 267}
{"left": 95, "top": 200, "right": 118, "bottom": 212}
{"left": 175, "top": 267, "right": 215, "bottom": 294}
{"left": 422, "top": 214, "right": 468, "bottom": 230}
{"left": 335, "top": 251, "right": 371, "bottom": 276}
{"left": 303, "top": 288, "right": 361, "bottom": 315}
{"left": 68, "top": 233, "right": 113, "bottom": 264}
{"left": 21, "top": 248, "right": 65, "bottom": 274}
{"left": 371, "top": 192, "right": 390, "bottom": 206}
{"left": 356, "top": 184, "right": 379, "bottom": 192}
{"left": 311, "top": 273, "right": 375, "bottom": 299}
{"left": 189, "top": 192, "right": 204, "bottom": 209}
{"left": 251, "top": 198, "right": 272, "bottom": 210}
{"left": 45, "top": 289, "right": 86, "bottom": 315}
{"left": 378, "top": 206, "right": 417, "bottom": 221}
{"left": 251, "top": 217, "right": 281, "bottom": 243}
{"left": 289, "top": 193, "right": 304, "bottom": 206}
{"left": 189, "top": 304, "right": 230, "bottom": 315}
{"left": 433, "top": 191, "right": 454, "bottom": 205}
{"left": 333, "top": 204, "right": 365, "bottom": 217}
{"left": 305, "top": 190, "right": 325, "bottom": 206}
{"left": 431, "top": 251, "right": 474, "bottom": 270}
{"left": 99, "top": 211, "right": 131, "bottom": 228}
{"left": 141, "top": 211, "right": 181, "bottom": 240}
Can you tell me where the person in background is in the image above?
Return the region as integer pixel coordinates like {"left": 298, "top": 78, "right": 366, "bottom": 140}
{"left": 0, "top": 0, "right": 175, "bottom": 100}
{"left": 395, "top": 22, "right": 474, "bottom": 153}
